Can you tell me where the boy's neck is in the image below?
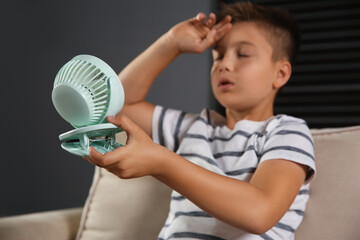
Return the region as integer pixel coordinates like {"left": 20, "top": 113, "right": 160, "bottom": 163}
{"left": 225, "top": 107, "right": 274, "bottom": 129}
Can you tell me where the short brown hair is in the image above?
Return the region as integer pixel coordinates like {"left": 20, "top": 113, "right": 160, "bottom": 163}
{"left": 217, "top": 2, "right": 301, "bottom": 64}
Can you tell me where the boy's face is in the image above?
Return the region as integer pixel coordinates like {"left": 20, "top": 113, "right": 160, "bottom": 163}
{"left": 211, "top": 22, "right": 282, "bottom": 120}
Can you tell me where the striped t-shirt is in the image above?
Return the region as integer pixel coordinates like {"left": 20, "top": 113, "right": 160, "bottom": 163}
{"left": 153, "top": 106, "right": 316, "bottom": 240}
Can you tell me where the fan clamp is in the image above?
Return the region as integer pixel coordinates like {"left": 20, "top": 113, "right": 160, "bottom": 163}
{"left": 59, "top": 123, "right": 123, "bottom": 157}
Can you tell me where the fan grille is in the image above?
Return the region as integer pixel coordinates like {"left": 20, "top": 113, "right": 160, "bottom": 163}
{"left": 54, "top": 58, "right": 111, "bottom": 127}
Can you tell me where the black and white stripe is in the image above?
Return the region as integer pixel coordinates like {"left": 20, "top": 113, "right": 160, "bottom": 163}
{"left": 185, "top": 130, "right": 251, "bottom": 142}
{"left": 158, "top": 232, "right": 226, "bottom": 240}
{"left": 158, "top": 107, "right": 167, "bottom": 147}
{"left": 262, "top": 146, "right": 314, "bottom": 161}
{"left": 174, "top": 111, "right": 186, "bottom": 152}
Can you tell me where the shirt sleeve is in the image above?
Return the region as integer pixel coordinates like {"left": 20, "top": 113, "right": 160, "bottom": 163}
{"left": 152, "top": 105, "right": 198, "bottom": 152}
{"left": 259, "top": 119, "right": 316, "bottom": 183}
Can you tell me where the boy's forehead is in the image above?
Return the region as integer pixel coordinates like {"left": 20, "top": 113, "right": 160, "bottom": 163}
{"left": 214, "top": 40, "right": 256, "bottom": 51}
{"left": 214, "top": 22, "right": 272, "bottom": 51}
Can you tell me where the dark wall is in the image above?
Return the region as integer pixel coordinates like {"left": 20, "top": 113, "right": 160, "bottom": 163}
{"left": 0, "top": 0, "right": 217, "bottom": 217}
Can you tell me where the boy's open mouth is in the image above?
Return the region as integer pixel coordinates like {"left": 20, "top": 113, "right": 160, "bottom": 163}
{"left": 218, "top": 78, "right": 234, "bottom": 89}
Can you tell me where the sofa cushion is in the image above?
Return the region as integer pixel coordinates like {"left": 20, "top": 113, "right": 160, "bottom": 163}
{"left": 296, "top": 126, "right": 360, "bottom": 240}
{"left": 0, "top": 208, "right": 82, "bottom": 240}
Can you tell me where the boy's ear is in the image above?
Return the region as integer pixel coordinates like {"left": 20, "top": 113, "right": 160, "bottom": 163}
{"left": 273, "top": 60, "right": 291, "bottom": 89}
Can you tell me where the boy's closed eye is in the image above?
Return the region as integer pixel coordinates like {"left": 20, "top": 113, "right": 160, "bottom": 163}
{"left": 211, "top": 49, "right": 251, "bottom": 61}
{"left": 236, "top": 46, "right": 255, "bottom": 58}
{"left": 237, "top": 51, "right": 250, "bottom": 58}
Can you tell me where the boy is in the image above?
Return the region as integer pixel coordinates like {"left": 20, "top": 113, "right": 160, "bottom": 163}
{"left": 86, "top": 2, "right": 316, "bottom": 239}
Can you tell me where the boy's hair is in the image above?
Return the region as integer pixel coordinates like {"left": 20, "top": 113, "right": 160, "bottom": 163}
{"left": 217, "top": 2, "right": 301, "bottom": 64}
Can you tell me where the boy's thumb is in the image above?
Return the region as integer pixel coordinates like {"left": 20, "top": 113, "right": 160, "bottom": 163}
{"left": 107, "top": 115, "right": 134, "bottom": 133}
{"left": 107, "top": 115, "right": 116, "bottom": 122}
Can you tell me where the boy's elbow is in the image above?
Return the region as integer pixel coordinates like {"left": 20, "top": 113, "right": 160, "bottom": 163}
{"left": 247, "top": 220, "right": 273, "bottom": 235}
{"left": 234, "top": 207, "right": 278, "bottom": 235}
{"left": 238, "top": 218, "right": 272, "bottom": 235}
{"left": 253, "top": 208, "right": 282, "bottom": 234}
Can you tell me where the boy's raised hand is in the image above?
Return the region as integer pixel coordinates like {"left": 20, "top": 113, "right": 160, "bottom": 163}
{"left": 168, "top": 13, "right": 232, "bottom": 54}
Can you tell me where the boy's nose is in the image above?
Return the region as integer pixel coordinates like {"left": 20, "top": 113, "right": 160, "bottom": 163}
{"left": 219, "top": 54, "right": 233, "bottom": 72}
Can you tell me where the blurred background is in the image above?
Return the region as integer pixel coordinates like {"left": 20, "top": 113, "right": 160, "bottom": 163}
{"left": 0, "top": 0, "right": 359, "bottom": 217}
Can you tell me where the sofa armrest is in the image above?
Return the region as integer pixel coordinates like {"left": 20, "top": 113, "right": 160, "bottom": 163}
{"left": 0, "top": 207, "right": 82, "bottom": 240}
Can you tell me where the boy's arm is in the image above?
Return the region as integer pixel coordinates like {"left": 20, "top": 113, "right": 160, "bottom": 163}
{"left": 156, "top": 152, "right": 307, "bottom": 235}
{"left": 87, "top": 115, "right": 308, "bottom": 235}
{"left": 118, "top": 13, "right": 232, "bottom": 136}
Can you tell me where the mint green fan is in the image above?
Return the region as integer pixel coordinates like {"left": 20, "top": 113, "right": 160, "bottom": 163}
{"left": 52, "top": 55, "right": 125, "bottom": 156}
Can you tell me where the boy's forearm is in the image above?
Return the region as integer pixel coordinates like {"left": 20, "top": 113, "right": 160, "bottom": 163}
{"left": 119, "top": 32, "right": 180, "bottom": 105}
{"left": 153, "top": 148, "right": 275, "bottom": 234}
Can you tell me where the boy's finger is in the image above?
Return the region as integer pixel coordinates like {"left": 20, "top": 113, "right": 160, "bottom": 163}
{"left": 88, "top": 147, "right": 105, "bottom": 165}
{"left": 205, "top": 13, "right": 216, "bottom": 28}
{"left": 214, "top": 23, "right": 232, "bottom": 42}
{"left": 88, "top": 146, "right": 120, "bottom": 167}
{"left": 195, "top": 12, "right": 206, "bottom": 22}
{"left": 214, "top": 15, "right": 232, "bottom": 31}
{"left": 107, "top": 115, "right": 137, "bottom": 135}
{"left": 198, "top": 29, "right": 217, "bottom": 50}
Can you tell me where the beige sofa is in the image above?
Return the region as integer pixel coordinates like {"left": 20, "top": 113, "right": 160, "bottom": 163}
{"left": 1, "top": 126, "right": 360, "bottom": 240}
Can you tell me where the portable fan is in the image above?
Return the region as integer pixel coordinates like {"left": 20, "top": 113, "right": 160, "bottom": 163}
{"left": 52, "top": 54, "right": 125, "bottom": 156}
